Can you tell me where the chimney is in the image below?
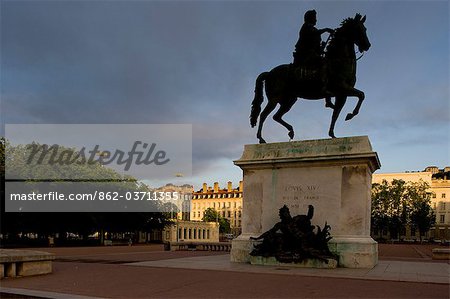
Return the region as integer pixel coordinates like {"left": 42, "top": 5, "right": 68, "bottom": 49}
{"left": 202, "top": 183, "right": 207, "bottom": 193}
{"left": 227, "top": 181, "right": 233, "bottom": 192}
{"left": 239, "top": 180, "right": 243, "bottom": 191}
{"left": 214, "top": 182, "right": 219, "bottom": 193}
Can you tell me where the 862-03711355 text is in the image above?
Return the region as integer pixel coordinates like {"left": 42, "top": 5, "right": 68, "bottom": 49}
{"left": 9, "top": 191, "right": 189, "bottom": 201}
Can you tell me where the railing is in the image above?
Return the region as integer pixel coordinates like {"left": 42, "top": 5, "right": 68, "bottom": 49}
{"left": 166, "top": 242, "right": 232, "bottom": 252}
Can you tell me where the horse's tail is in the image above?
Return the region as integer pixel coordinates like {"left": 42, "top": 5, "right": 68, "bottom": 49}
{"left": 250, "top": 72, "right": 269, "bottom": 128}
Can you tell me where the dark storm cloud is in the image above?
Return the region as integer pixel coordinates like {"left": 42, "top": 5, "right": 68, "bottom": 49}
{"left": 2, "top": 1, "right": 288, "bottom": 127}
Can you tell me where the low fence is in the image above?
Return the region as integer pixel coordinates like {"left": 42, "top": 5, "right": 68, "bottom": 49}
{"left": 166, "top": 242, "right": 232, "bottom": 252}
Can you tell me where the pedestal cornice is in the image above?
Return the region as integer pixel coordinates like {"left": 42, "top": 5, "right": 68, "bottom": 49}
{"left": 234, "top": 136, "right": 381, "bottom": 172}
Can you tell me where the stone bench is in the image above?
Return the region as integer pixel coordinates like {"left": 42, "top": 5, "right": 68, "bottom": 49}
{"left": 0, "top": 249, "right": 55, "bottom": 279}
{"left": 432, "top": 248, "right": 450, "bottom": 260}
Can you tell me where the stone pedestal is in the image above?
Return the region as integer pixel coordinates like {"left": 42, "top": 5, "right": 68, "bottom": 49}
{"left": 230, "top": 136, "right": 381, "bottom": 268}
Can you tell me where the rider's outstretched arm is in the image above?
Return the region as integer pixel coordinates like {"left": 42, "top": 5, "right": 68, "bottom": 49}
{"left": 318, "top": 28, "right": 334, "bottom": 35}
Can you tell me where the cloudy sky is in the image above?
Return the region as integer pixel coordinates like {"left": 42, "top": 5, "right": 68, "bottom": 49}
{"left": 2, "top": 0, "right": 449, "bottom": 190}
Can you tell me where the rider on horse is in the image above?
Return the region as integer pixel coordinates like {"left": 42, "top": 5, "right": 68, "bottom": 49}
{"left": 293, "top": 10, "right": 334, "bottom": 99}
{"left": 250, "top": 12, "right": 370, "bottom": 143}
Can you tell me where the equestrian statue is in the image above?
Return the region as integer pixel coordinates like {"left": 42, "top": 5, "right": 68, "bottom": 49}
{"left": 250, "top": 11, "right": 371, "bottom": 143}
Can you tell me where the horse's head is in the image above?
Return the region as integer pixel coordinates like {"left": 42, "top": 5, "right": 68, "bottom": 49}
{"left": 351, "top": 13, "right": 371, "bottom": 52}
{"left": 341, "top": 13, "right": 371, "bottom": 53}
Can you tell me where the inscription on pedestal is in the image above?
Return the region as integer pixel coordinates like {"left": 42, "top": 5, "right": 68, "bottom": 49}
{"left": 283, "top": 184, "right": 321, "bottom": 210}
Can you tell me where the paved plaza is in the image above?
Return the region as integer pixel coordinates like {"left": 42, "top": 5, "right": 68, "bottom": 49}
{"left": 0, "top": 244, "right": 449, "bottom": 298}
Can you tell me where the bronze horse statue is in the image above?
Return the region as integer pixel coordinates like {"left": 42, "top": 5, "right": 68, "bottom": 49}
{"left": 250, "top": 14, "right": 371, "bottom": 143}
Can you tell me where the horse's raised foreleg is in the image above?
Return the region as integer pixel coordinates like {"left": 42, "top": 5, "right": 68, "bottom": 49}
{"left": 273, "top": 98, "right": 296, "bottom": 140}
{"left": 345, "top": 88, "right": 365, "bottom": 121}
{"left": 256, "top": 101, "right": 277, "bottom": 143}
{"left": 329, "top": 96, "right": 346, "bottom": 138}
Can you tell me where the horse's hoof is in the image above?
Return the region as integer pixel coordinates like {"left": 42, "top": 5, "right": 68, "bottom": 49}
{"left": 259, "top": 139, "right": 266, "bottom": 144}
{"left": 288, "top": 130, "right": 295, "bottom": 139}
{"left": 329, "top": 132, "right": 336, "bottom": 138}
{"left": 345, "top": 113, "right": 354, "bottom": 121}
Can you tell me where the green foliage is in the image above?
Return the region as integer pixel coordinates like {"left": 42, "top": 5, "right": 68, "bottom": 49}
{"left": 202, "top": 207, "right": 231, "bottom": 233}
{"left": 1, "top": 139, "right": 169, "bottom": 244}
{"left": 410, "top": 198, "right": 436, "bottom": 240}
{"left": 371, "top": 179, "right": 435, "bottom": 240}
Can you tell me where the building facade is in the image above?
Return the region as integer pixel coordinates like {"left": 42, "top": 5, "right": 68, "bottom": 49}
{"left": 163, "top": 220, "right": 219, "bottom": 243}
{"left": 191, "top": 181, "right": 243, "bottom": 235}
{"left": 430, "top": 171, "right": 450, "bottom": 240}
{"left": 372, "top": 166, "right": 450, "bottom": 240}
{"left": 152, "top": 183, "right": 193, "bottom": 220}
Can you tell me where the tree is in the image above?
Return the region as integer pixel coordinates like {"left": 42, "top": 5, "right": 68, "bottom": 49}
{"left": 371, "top": 179, "right": 435, "bottom": 241}
{"left": 407, "top": 181, "right": 436, "bottom": 242}
{"left": 1, "top": 139, "right": 169, "bottom": 245}
{"left": 202, "top": 208, "right": 231, "bottom": 233}
{"left": 372, "top": 179, "right": 408, "bottom": 239}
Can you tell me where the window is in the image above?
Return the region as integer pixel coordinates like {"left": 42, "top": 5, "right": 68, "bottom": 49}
{"left": 432, "top": 193, "right": 437, "bottom": 198}
{"left": 227, "top": 211, "right": 231, "bottom": 218}
{"left": 440, "top": 215, "right": 445, "bottom": 223}
{"left": 440, "top": 202, "right": 446, "bottom": 211}
{"left": 442, "top": 193, "right": 446, "bottom": 199}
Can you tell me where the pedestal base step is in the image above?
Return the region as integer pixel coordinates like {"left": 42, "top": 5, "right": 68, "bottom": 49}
{"left": 250, "top": 256, "right": 337, "bottom": 268}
